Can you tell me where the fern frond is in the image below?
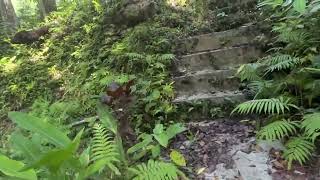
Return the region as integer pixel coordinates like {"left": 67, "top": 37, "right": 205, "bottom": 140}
{"left": 283, "top": 137, "right": 315, "bottom": 170}
{"left": 92, "top": 123, "right": 119, "bottom": 161}
{"left": 236, "top": 63, "right": 261, "bottom": 81}
{"left": 158, "top": 54, "right": 175, "bottom": 61}
{"left": 232, "top": 97, "right": 297, "bottom": 115}
{"left": 248, "top": 80, "right": 275, "bottom": 99}
{"left": 257, "top": 119, "right": 299, "bottom": 140}
{"left": 90, "top": 123, "right": 120, "bottom": 176}
{"left": 301, "top": 112, "right": 320, "bottom": 142}
{"left": 129, "top": 160, "right": 185, "bottom": 180}
{"left": 125, "top": 53, "right": 145, "bottom": 60}
{"left": 262, "top": 54, "right": 302, "bottom": 73}
{"left": 275, "top": 30, "right": 309, "bottom": 45}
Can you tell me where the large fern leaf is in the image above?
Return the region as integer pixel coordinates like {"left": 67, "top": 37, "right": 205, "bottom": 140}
{"left": 283, "top": 137, "right": 315, "bottom": 170}
{"left": 275, "top": 28, "right": 310, "bottom": 45}
{"left": 158, "top": 54, "right": 175, "bottom": 61}
{"left": 232, "top": 97, "right": 297, "bottom": 115}
{"left": 248, "top": 80, "right": 277, "bottom": 99}
{"left": 129, "top": 160, "right": 185, "bottom": 180}
{"left": 125, "top": 53, "right": 145, "bottom": 60}
{"left": 262, "top": 54, "right": 302, "bottom": 73}
{"left": 91, "top": 123, "right": 119, "bottom": 161}
{"left": 257, "top": 119, "right": 299, "bottom": 140}
{"left": 88, "top": 123, "right": 120, "bottom": 176}
{"left": 236, "top": 63, "right": 261, "bottom": 81}
{"left": 301, "top": 112, "right": 320, "bottom": 141}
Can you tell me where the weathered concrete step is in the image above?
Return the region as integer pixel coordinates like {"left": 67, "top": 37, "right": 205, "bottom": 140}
{"left": 173, "top": 91, "right": 246, "bottom": 105}
{"left": 174, "top": 69, "right": 240, "bottom": 96}
{"left": 174, "top": 46, "right": 261, "bottom": 75}
{"left": 177, "top": 25, "right": 258, "bottom": 54}
{"left": 210, "top": 0, "right": 256, "bottom": 9}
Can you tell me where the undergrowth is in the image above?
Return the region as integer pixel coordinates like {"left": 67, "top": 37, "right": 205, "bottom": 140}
{"left": 0, "top": 0, "right": 261, "bottom": 178}
{"left": 233, "top": 0, "right": 320, "bottom": 170}
{"left": 1, "top": 1, "right": 185, "bottom": 126}
{"left": 0, "top": 0, "right": 212, "bottom": 178}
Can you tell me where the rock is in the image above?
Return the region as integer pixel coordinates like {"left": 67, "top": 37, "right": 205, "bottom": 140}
{"left": 205, "top": 163, "right": 239, "bottom": 180}
{"left": 257, "top": 140, "right": 285, "bottom": 152}
{"left": 11, "top": 26, "right": 50, "bottom": 44}
{"left": 183, "top": 140, "right": 192, "bottom": 147}
{"left": 294, "top": 170, "right": 305, "bottom": 175}
{"left": 233, "top": 151, "right": 273, "bottom": 180}
{"left": 111, "top": 0, "right": 156, "bottom": 26}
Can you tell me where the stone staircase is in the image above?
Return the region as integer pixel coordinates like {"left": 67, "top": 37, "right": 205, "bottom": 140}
{"left": 172, "top": 24, "right": 262, "bottom": 110}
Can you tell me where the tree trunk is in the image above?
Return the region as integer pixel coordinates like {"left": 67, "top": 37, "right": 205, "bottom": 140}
{"left": 0, "top": 0, "right": 17, "bottom": 29}
{"left": 38, "top": 0, "right": 57, "bottom": 20}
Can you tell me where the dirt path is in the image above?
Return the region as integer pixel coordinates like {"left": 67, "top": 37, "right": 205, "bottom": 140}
{"left": 167, "top": 119, "right": 320, "bottom": 180}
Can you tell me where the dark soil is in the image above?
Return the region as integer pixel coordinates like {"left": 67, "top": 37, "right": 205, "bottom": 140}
{"left": 166, "top": 118, "right": 320, "bottom": 180}
{"left": 270, "top": 150, "right": 320, "bottom": 180}
{"left": 167, "top": 118, "right": 255, "bottom": 179}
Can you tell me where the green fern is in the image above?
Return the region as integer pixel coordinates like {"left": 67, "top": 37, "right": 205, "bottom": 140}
{"left": 236, "top": 63, "right": 261, "bottom": 81}
{"left": 262, "top": 54, "right": 302, "bottom": 73}
{"left": 301, "top": 112, "right": 320, "bottom": 141}
{"left": 92, "top": 123, "right": 119, "bottom": 161}
{"left": 283, "top": 137, "right": 315, "bottom": 170}
{"left": 129, "top": 160, "right": 186, "bottom": 180}
{"left": 232, "top": 97, "right": 298, "bottom": 115}
{"left": 257, "top": 119, "right": 299, "bottom": 140}
{"left": 125, "top": 53, "right": 145, "bottom": 60}
{"left": 157, "top": 54, "right": 175, "bottom": 61}
{"left": 90, "top": 123, "right": 120, "bottom": 175}
{"left": 276, "top": 30, "right": 309, "bottom": 45}
{"left": 248, "top": 80, "right": 277, "bottom": 99}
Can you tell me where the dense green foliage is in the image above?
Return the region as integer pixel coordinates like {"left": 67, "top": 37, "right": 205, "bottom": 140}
{"left": 0, "top": 0, "right": 216, "bottom": 179}
{"left": 5, "top": 0, "right": 320, "bottom": 177}
{"left": 1, "top": 1, "right": 178, "bottom": 125}
{"left": 0, "top": 0, "right": 259, "bottom": 125}
{"left": 0, "top": 108, "right": 186, "bottom": 179}
{"left": 234, "top": 0, "right": 320, "bottom": 169}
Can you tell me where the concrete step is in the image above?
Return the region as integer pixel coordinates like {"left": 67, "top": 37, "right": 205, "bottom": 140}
{"left": 212, "top": 12, "right": 258, "bottom": 32}
{"left": 210, "top": 0, "right": 256, "bottom": 9}
{"left": 174, "top": 46, "right": 261, "bottom": 75}
{"left": 177, "top": 25, "right": 258, "bottom": 54}
{"left": 173, "top": 91, "right": 246, "bottom": 105}
{"left": 174, "top": 69, "right": 240, "bottom": 96}
{"left": 173, "top": 91, "right": 247, "bottom": 120}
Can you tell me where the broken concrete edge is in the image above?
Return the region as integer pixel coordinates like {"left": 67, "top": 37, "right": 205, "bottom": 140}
{"left": 204, "top": 139, "right": 286, "bottom": 180}
{"left": 173, "top": 92, "right": 247, "bottom": 121}
{"left": 179, "top": 45, "right": 256, "bottom": 58}
{"left": 173, "top": 91, "right": 245, "bottom": 103}
{"left": 175, "top": 24, "right": 261, "bottom": 54}
{"left": 173, "top": 69, "right": 237, "bottom": 79}
{"left": 180, "top": 23, "right": 256, "bottom": 42}
{"left": 172, "top": 46, "right": 263, "bottom": 75}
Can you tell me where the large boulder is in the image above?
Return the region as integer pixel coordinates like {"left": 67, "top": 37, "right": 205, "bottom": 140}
{"left": 11, "top": 26, "right": 49, "bottom": 44}
{"left": 111, "top": 0, "right": 156, "bottom": 26}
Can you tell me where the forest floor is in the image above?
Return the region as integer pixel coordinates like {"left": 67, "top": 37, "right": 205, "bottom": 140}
{"left": 166, "top": 119, "right": 320, "bottom": 180}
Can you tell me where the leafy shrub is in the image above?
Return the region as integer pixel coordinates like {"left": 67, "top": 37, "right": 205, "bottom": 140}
{"left": 128, "top": 123, "right": 186, "bottom": 159}
{"left": 233, "top": 0, "right": 320, "bottom": 169}
{"left": 1, "top": 105, "right": 187, "bottom": 179}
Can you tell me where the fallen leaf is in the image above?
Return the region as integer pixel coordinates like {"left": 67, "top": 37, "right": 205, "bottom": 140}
{"left": 197, "top": 167, "right": 206, "bottom": 175}
{"left": 272, "top": 160, "right": 284, "bottom": 169}
{"left": 170, "top": 150, "right": 186, "bottom": 166}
